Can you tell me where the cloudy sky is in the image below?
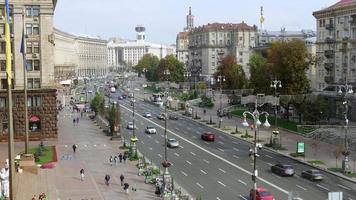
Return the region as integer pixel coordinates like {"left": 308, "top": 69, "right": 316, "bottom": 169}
{"left": 54, "top": 0, "right": 338, "bottom": 44}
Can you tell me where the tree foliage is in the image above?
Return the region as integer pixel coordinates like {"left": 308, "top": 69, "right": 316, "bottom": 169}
{"left": 215, "top": 55, "right": 247, "bottom": 89}
{"left": 107, "top": 104, "right": 116, "bottom": 134}
{"left": 249, "top": 53, "right": 271, "bottom": 94}
{"left": 157, "top": 55, "right": 185, "bottom": 83}
{"left": 91, "top": 93, "right": 105, "bottom": 115}
{"left": 135, "top": 54, "right": 160, "bottom": 81}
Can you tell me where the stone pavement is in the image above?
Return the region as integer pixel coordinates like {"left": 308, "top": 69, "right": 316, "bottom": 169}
{"left": 0, "top": 98, "right": 159, "bottom": 200}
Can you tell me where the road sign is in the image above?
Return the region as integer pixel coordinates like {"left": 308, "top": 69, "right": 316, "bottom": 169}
{"left": 297, "top": 141, "right": 305, "bottom": 153}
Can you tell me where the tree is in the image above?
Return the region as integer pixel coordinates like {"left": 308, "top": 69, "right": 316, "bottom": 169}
{"left": 267, "top": 39, "right": 311, "bottom": 95}
{"left": 249, "top": 53, "right": 271, "bottom": 94}
{"left": 135, "top": 54, "right": 160, "bottom": 81}
{"left": 107, "top": 104, "right": 116, "bottom": 134}
{"left": 157, "top": 55, "right": 185, "bottom": 83}
{"left": 91, "top": 93, "right": 105, "bottom": 115}
{"left": 215, "top": 55, "right": 247, "bottom": 89}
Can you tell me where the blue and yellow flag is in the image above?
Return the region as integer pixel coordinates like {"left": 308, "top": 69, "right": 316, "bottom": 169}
{"left": 5, "top": 0, "right": 12, "bottom": 86}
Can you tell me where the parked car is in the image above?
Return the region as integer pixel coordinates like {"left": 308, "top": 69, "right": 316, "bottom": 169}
{"left": 157, "top": 113, "right": 166, "bottom": 120}
{"left": 201, "top": 132, "right": 215, "bottom": 142}
{"left": 145, "top": 126, "right": 157, "bottom": 134}
{"left": 143, "top": 112, "right": 152, "bottom": 118}
{"left": 167, "top": 138, "right": 179, "bottom": 148}
{"left": 271, "top": 164, "right": 294, "bottom": 176}
{"left": 301, "top": 169, "right": 323, "bottom": 181}
{"left": 87, "top": 89, "right": 93, "bottom": 93}
{"left": 168, "top": 115, "right": 179, "bottom": 120}
{"left": 249, "top": 187, "right": 275, "bottom": 200}
{"left": 126, "top": 122, "right": 136, "bottom": 130}
{"left": 118, "top": 96, "right": 124, "bottom": 100}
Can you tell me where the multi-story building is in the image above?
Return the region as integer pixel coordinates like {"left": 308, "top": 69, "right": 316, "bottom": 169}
{"left": 258, "top": 29, "right": 316, "bottom": 46}
{"left": 53, "top": 28, "right": 108, "bottom": 81}
{"left": 176, "top": 7, "right": 194, "bottom": 67}
{"left": 0, "top": 0, "right": 58, "bottom": 141}
{"left": 313, "top": 0, "right": 356, "bottom": 90}
{"left": 188, "top": 22, "right": 257, "bottom": 78}
{"left": 107, "top": 25, "right": 175, "bottom": 68}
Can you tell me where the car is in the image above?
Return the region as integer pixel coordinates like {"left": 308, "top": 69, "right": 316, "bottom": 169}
{"left": 126, "top": 122, "right": 136, "bottom": 130}
{"left": 122, "top": 94, "right": 127, "bottom": 99}
{"left": 143, "top": 112, "right": 152, "bottom": 118}
{"left": 118, "top": 96, "right": 124, "bottom": 100}
{"left": 249, "top": 187, "right": 275, "bottom": 200}
{"left": 157, "top": 113, "right": 166, "bottom": 120}
{"left": 80, "top": 91, "right": 86, "bottom": 94}
{"left": 167, "top": 138, "right": 179, "bottom": 148}
{"left": 301, "top": 169, "right": 323, "bottom": 181}
{"left": 145, "top": 126, "right": 157, "bottom": 134}
{"left": 271, "top": 164, "right": 294, "bottom": 176}
{"left": 201, "top": 132, "right": 215, "bottom": 142}
{"left": 87, "top": 90, "right": 93, "bottom": 93}
{"left": 168, "top": 115, "right": 179, "bottom": 120}
{"left": 110, "top": 100, "right": 117, "bottom": 105}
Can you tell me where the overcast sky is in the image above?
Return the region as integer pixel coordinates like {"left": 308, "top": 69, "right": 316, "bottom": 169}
{"left": 54, "top": 0, "right": 338, "bottom": 45}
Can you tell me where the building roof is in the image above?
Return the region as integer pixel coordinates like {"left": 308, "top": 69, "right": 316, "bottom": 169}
{"left": 190, "top": 22, "right": 257, "bottom": 33}
{"left": 177, "top": 32, "right": 188, "bottom": 39}
{"left": 313, "top": 0, "right": 356, "bottom": 15}
{"left": 54, "top": 28, "right": 107, "bottom": 43}
{"left": 108, "top": 40, "right": 174, "bottom": 49}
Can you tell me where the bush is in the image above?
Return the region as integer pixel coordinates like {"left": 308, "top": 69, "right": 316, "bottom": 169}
{"left": 289, "top": 152, "right": 305, "bottom": 157}
{"left": 307, "top": 160, "right": 325, "bottom": 165}
{"left": 152, "top": 168, "right": 160, "bottom": 175}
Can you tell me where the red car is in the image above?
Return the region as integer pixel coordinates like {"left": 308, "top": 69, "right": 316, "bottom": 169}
{"left": 249, "top": 187, "right": 275, "bottom": 200}
{"left": 201, "top": 132, "right": 215, "bottom": 142}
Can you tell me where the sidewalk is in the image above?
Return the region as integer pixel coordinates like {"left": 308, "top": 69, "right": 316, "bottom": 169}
{"left": 0, "top": 96, "right": 159, "bottom": 200}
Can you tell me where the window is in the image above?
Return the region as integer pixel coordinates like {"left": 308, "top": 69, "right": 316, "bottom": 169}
{"left": 0, "top": 42, "right": 5, "bottom": 54}
{"left": 27, "top": 96, "right": 42, "bottom": 107}
{"left": 26, "top": 6, "right": 40, "bottom": 17}
{"left": 26, "top": 60, "right": 40, "bottom": 71}
{"left": 0, "top": 24, "right": 4, "bottom": 35}
{"left": 26, "top": 42, "right": 32, "bottom": 53}
{"left": 26, "top": 24, "right": 39, "bottom": 35}
{"left": 33, "top": 24, "right": 39, "bottom": 35}
{"left": 27, "top": 78, "right": 40, "bottom": 89}
{"left": 0, "top": 60, "right": 5, "bottom": 71}
{"left": 319, "top": 19, "right": 322, "bottom": 27}
{"left": 212, "top": 62, "right": 215, "bottom": 66}
{"left": 212, "top": 40, "right": 215, "bottom": 44}
{"left": 29, "top": 115, "right": 41, "bottom": 131}
{"left": 219, "top": 40, "right": 223, "bottom": 45}
{"left": 0, "top": 97, "right": 6, "bottom": 108}
{"left": 239, "top": 51, "right": 243, "bottom": 56}
{"left": 1, "top": 121, "right": 8, "bottom": 135}
{"left": 239, "top": 58, "right": 243, "bottom": 63}
{"left": 1, "top": 79, "right": 13, "bottom": 89}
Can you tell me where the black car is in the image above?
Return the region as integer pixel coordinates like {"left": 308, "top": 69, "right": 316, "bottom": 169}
{"left": 169, "top": 115, "right": 178, "bottom": 120}
{"left": 301, "top": 169, "right": 323, "bottom": 181}
{"left": 271, "top": 164, "right": 294, "bottom": 176}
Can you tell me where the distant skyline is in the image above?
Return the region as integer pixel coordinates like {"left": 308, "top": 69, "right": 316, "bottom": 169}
{"left": 54, "top": 0, "right": 338, "bottom": 44}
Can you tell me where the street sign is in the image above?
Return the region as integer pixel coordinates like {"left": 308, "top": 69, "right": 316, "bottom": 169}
{"left": 297, "top": 141, "right": 305, "bottom": 154}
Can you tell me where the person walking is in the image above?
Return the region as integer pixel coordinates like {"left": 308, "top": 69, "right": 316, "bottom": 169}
{"left": 105, "top": 174, "right": 110, "bottom": 186}
{"left": 73, "top": 118, "right": 76, "bottom": 125}
{"left": 123, "top": 154, "right": 127, "bottom": 164}
{"left": 81, "top": 111, "right": 83, "bottom": 118}
{"left": 80, "top": 168, "right": 85, "bottom": 181}
{"left": 120, "top": 174, "right": 124, "bottom": 186}
{"left": 109, "top": 156, "right": 113, "bottom": 166}
{"left": 72, "top": 144, "right": 77, "bottom": 153}
{"left": 123, "top": 182, "right": 129, "bottom": 193}
{"left": 118, "top": 153, "right": 123, "bottom": 163}
{"left": 114, "top": 156, "right": 118, "bottom": 166}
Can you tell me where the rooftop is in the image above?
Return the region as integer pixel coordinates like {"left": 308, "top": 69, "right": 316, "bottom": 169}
{"left": 313, "top": 0, "right": 356, "bottom": 15}
{"left": 190, "top": 22, "right": 257, "bottom": 33}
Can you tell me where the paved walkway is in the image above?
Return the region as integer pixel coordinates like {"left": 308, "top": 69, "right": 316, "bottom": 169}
{"left": 0, "top": 96, "right": 159, "bottom": 200}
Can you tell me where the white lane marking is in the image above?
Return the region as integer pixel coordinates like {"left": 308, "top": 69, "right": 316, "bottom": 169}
{"left": 217, "top": 148, "right": 224, "bottom": 152}
{"left": 140, "top": 122, "right": 144, "bottom": 126}
{"left": 217, "top": 181, "right": 226, "bottom": 187}
{"left": 337, "top": 184, "right": 351, "bottom": 190}
{"left": 180, "top": 145, "right": 184, "bottom": 149}
{"left": 140, "top": 141, "right": 144, "bottom": 145}
{"left": 233, "top": 155, "right": 240, "bottom": 159}
{"left": 204, "top": 141, "right": 210, "bottom": 145}
{"left": 203, "top": 159, "right": 210, "bottom": 164}
{"left": 181, "top": 171, "right": 188, "bottom": 176}
{"left": 218, "top": 141, "right": 224, "bottom": 145}
{"left": 190, "top": 152, "right": 196, "bottom": 156}
{"left": 316, "top": 184, "right": 329, "bottom": 191}
{"left": 239, "top": 195, "right": 248, "bottom": 200}
{"left": 265, "top": 154, "right": 273, "bottom": 159}
{"left": 160, "top": 134, "right": 164, "bottom": 138}
{"left": 272, "top": 174, "right": 281, "bottom": 179}
{"left": 296, "top": 184, "right": 307, "bottom": 191}
{"left": 196, "top": 182, "right": 204, "bottom": 189}
{"left": 266, "top": 162, "right": 273, "bottom": 166}
{"left": 175, "top": 127, "right": 179, "bottom": 130}
{"left": 233, "top": 147, "right": 239, "bottom": 152}
{"left": 218, "top": 168, "right": 226, "bottom": 173}
{"left": 192, "top": 136, "right": 197, "bottom": 139}
{"left": 238, "top": 179, "right": 247, "bottom": 185}
{"left": 120, "top": 104, "right": 290, "bottom": 195}
{"left": 232, "top": 141, "right": 238, "bottom": 145}
{"left": 174, "top": 153, "right": 180, "bottom": 157}
{"left": 149, "top": 147, "right": 153, "bottom": 151}
{"left": 186, "top": 160, "right": 192, "bottom": 165}
{"left": 200, "top": 169, "right": 207, "bottom": 175}
{"left": 157, "top": 154, "right": 162, "bottom": 158}
{"left": 155, "top": 140, "right": 159, "bottom": 144}
{"left": 147, "top": 135, "right": 151, "bottom": 138}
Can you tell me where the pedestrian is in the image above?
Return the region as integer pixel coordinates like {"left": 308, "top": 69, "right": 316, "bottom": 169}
{"left": 118, "top": 153, "right": 123, "bottom": 163}
{"left": 123, "top": 154, "right": 127, "bottom": 164}
{"left": 76, "top": 117, "right": 79, "bottom": 124}
{"left": 80, "top": 168, "right": 85, "bottom": 181}
{"left": 123, "top": 182, "right": 129, "bottom": 193}
{"left": 203, "top": 109, "right": 206, "bottom": 115}
{"left": 73, "top": 118, "right": 76, "bottom": 125}
{"left": 114, "top": 156, "right": 118, "bottom": 166}
{"left": 72, "top": 144, "right": 77, "bottom": 153}
{"left": 109, "top": 156, "right": 113, "bottom": 166}
{"left": 31, "top": 195, "right": 36, "bottom": 200}
{"left": 105, "top": 174, "right": 110, "bottom": 186}
{"left": 120, "top": 174, "right": 124, "bottom": 186}
{"left": 81, "top": 111, "right": 83, "bottom": 118}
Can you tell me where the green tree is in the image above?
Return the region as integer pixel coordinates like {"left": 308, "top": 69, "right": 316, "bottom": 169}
{"left": 107, "top": 104, "right": 116, "bottom": 134}
{"left": 135, "top": 54, "right": 160, "bottom": 81}
{"left": 91, "top": 93, "right": 105, "bottom": 115}
{"left": 249, "top": 53, "right": 271, "bottom": 94}
{"left": 215, "top": 55, "right": 247, "bottom": 89}
{"left": 267, "top": 40, "right": 311, "bottom": 95}
{"left": 157, "top": 55, "right": 185, "bottom": 82}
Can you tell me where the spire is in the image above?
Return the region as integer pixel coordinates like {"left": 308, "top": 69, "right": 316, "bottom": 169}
{"left": 185, "top": 6, "right": 194, "bottom": 31}
{"left": 189, "top": 6, "right": 191, "bottom": 15}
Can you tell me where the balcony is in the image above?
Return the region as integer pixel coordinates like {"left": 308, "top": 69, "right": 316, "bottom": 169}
{"left": 324, "top": 63, "right": 334, "bottom": 71}
{"left": 350, "top": 19, "right": 356, "bottom": 26}
{"left": 325, "top": 23, "right": 334, "bottom": 30}
{"left": 325, "top": 37, "right": 335, "bottom": 44}
{"left": 324, "top": 50, "right": 334, "bottom": 58}
{"left": 324, "top": 76, "right": 334, "bottom": 84}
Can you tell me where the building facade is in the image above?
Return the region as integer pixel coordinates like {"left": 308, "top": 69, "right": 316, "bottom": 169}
{"left": 258, "top": 29, "right": 316, "bottom": 46}
{"left": 313, "top": 0, "right": 356, "bottom": 90}
{"left": 176, "top": 32, "right": 189, "bottom": 67}
{"left": 188, "top": 22, "right": 257, "bottom": 78}
{"left": 107, "top": 25, "right": 175, "bottom": 68}
{"left": 53, "top": 28, "right": 108, "bottom": 80}
{"left": 0, "top": 0, "right": 58, "bottom": 141}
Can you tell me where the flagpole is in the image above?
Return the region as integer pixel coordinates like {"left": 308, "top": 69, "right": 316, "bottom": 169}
{"left": 23, "top": 9, "right": 29, "bottom": 154}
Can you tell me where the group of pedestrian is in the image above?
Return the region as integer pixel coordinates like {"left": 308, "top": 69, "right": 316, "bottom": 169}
{"left": 72, "top": 117, "right": 80, "bottom": 125}
{"left": 109, "top": 153, "right": 127, "bottom": 166}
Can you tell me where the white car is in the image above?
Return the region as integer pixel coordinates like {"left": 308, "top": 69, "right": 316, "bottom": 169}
{"left": 145, "top": 126, "right": 157, "bottom": 134}
{"left": 143, "top": 112, "right": 152, "bottom": 118}
{"left": 126, "top": 122, "right": 136, "bottom": 130}
{"left": 87, "top": 90, "right": 93, "bottom": 93}
{"left": 167, "top": 138, "right": 179, "bottom": 148}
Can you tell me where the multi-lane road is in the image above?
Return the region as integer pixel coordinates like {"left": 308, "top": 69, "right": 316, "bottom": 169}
{"left": 100, "top": 85, "right": 356, "bottom": 200}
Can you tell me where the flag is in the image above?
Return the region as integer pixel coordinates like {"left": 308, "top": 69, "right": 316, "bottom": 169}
{"left": 5, "top": 0, "right": 12, "bottom": 86}
{"left": 20, "top": 21, "right": 28, "bottom": 71}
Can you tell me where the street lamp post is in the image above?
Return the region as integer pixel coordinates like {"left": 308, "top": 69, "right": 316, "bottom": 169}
{"left": 242, "top": 100, "right": 270, "bottom": 200}
{"left": 216, "top": 75, "right": 225, "bottom": 128}
{"left": 270, "top": 79, "right": 282, "bottom": 147}
{"left": 338, "top": 84, "right": 354, "bottom": 173}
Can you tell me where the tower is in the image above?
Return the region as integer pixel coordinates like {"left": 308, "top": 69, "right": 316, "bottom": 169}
{"left": 185, "top": 7, "right": 194, "bottom": 31}
{"left": 135, "top": 25, "right": 146, "bottom": 42}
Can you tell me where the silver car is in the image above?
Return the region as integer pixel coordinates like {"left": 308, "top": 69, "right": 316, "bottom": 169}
{"left": 145, "top": 126, "right": 156, "bottom": 134}
{"left": 126, "top": 122, "right": 136, "bottom": 130}
{"left": 167, "top": 138, "right": 179, "bottom": 148}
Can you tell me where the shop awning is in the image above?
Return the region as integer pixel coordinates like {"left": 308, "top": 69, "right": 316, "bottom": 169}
{"left": 29, "top": 115, "right": 40, "bottom": 122}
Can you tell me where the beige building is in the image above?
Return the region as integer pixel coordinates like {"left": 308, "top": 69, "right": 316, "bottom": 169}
{"left": 0, "top": 0, "right": 58, "bottom": 141}
{"left": 188, "top": 22, "right": 257, "bottom": 78}
{"left": 313, "top": 0, "right": 356, "bottom": 90}
{"left": 176, "top": 32, "right": 189, "bottom": 66}
{"left": 53, "top": 28, "right": 108, "bottom": 80}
